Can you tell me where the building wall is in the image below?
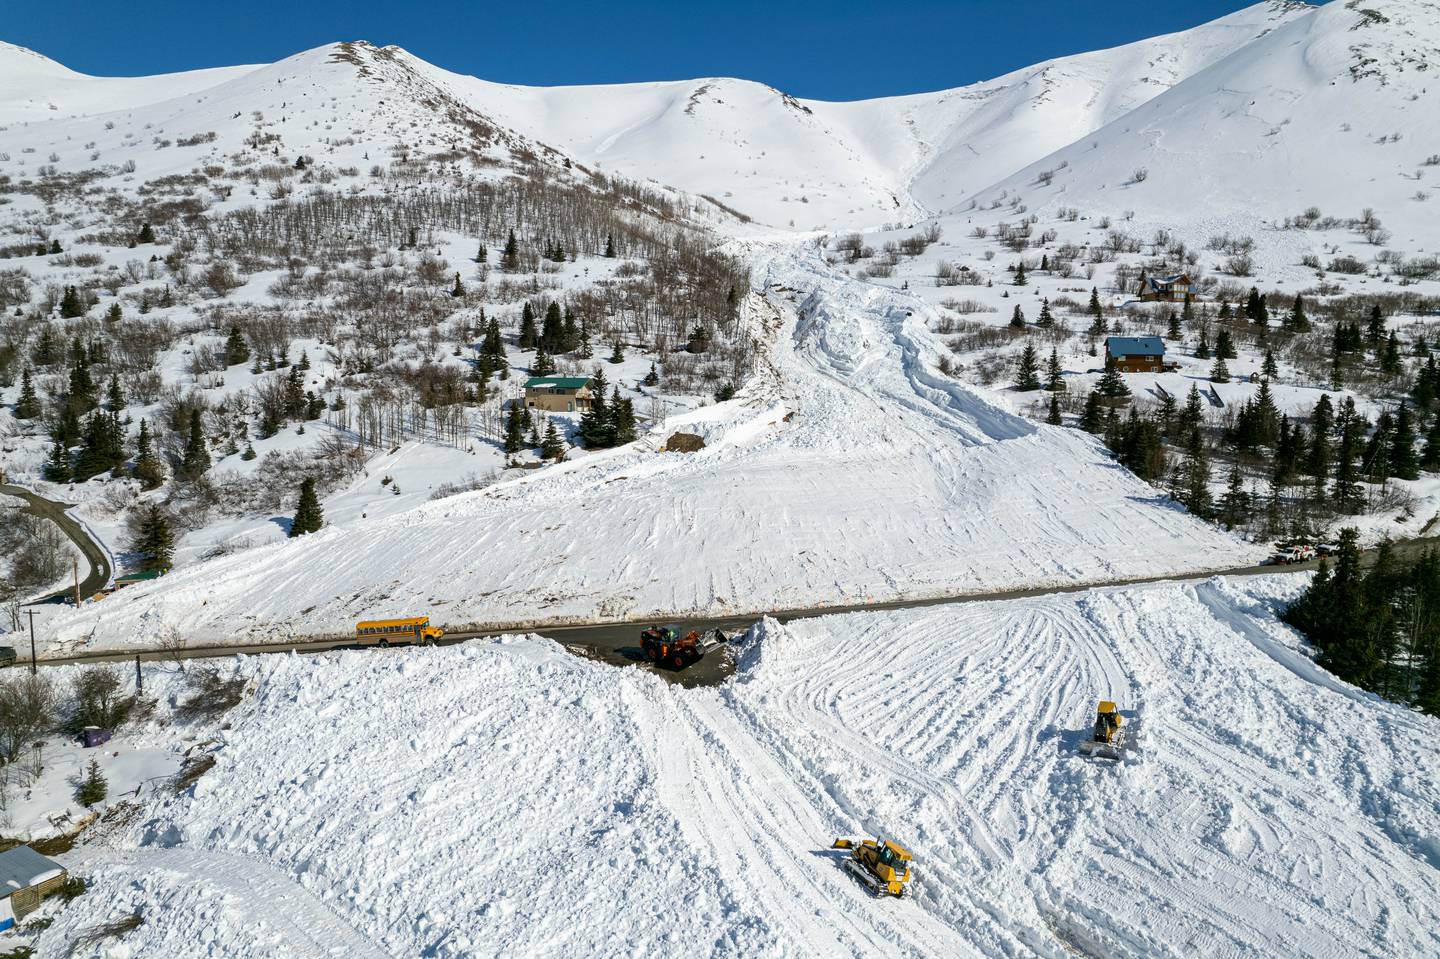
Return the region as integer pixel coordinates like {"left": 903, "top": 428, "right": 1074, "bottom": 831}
{"left": 526, "top": 391, "right": 592, "bottom": 413}
{"left": 1114, "top": 355, "right": 1162, "bottom": 373}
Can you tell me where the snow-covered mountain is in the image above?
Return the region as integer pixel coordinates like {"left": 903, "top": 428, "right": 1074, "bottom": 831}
{"left": 972, "top": 0, "right": 1440, "bottom": 243}
{"left": 0, "top": 2, "right": 1316, "bottom": 229}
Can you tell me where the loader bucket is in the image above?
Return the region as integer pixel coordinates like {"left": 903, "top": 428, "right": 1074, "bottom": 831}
{"left": 832, "top": 839, "right": 854, "bottom": 849}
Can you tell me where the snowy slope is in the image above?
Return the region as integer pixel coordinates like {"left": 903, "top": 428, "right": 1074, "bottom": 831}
{"left": 0, "top": 41, "right": 260, "bottom": 124}
{"left": 39, "top": 239, "right": 1258, "bottom": 654}
{"left": 971, "top": 0, "right": 1440, "bottom": 241}
{"left": 0, "top": 3, "right": 1314, "bottom": 230}
{"left": 31, "top": 577, "right": 1440, "bottom": 957}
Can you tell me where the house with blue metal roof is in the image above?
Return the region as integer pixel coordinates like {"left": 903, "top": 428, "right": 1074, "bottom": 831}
{"left": 1105, "top": 336, "right": 1166, "bottom": 373}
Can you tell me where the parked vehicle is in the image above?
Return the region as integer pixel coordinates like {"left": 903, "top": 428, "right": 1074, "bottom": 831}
{"left": 0, "top": 646, "right": 16, "bottom": 668}
{"left": 1270, "top": 544, "right": 1316, "bottom": 565}
{"left": 81, "top": 726, "right": 112, "bottom": 748}
{"left": 354, "top": 616, "right": 444, "bottom": 648}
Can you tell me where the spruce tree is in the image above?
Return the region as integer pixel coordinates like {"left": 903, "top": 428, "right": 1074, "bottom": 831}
{"left": 224, "top": 326, "right": 250, "bottom": 366}
{"left": 1086, "top": 288, "right": 1105, "bottom": 335}
{"left": 1046, "top": 393, "right": 1062, "bottom": 425}
{"left": 1036, "top": 299, "right": 1054, "bottom": 329}
{"left": 1218, "top": 465, "right": 1250, "bottom": 530}
{"left": 604, "top": 234, "right": 616, "bottom": 258}
{"left": 476, "top": 242, "right": 487, "bottom": 263}
{"left": 136, "top": 505, "right": 175, "bottom": 571}
{"left": 541, "top": 302, "right": 563, "bottom": 353}
{"left": 1366, "top": 304, "right": 1386, "bottom": 346}
{"left": 643, "top": 362, "right": 660, "bottom": 387}
{"left": 1262, "top": 348, "right": 1278, "bottom": 379}
{"left": 133, "top": 419, "right": 165, "bottom": 490}
{"left": 1096, "top": 355, "right": 1130, "bottom": 399}
{"left": 14, "top": 366, "right": 40, "bottom": 419}
{"left": 59, "top": 285, "right": 85, "bottom": 318}
{"left": 1013, "top": 343, "right": 1041, "bottom": 391}
{"left": 1195, "top": 322, "right": 1212, "bottom": 360}
{"left": 517, "top": 302, "right": 538, "bottom": 350}
{"left": 540, "top": 421, "right": 564, "bottom": 460}
{"left": 612, "top": 395, "right": 637, "bottom": 445}
{"left": 1210, "top": 355, "right": 1231, "bottom": 384}
{"left": 106, "top": 303, "right": 122, "bottom": 324}
{"left": 1215, "top": 328, "right": 1237, "bottom": 360}
{"left": 180, "top": 408, "right": 210, "bottom": 479}
{"left": 1285, "top": 294, "right": 1310, "bottom": 333}
{"left": 1390, "top": 403, "right": 1419, "bottom": 480}
{"left": 1079, "top": 391, "right": 1105, "bottom": 433}
{"left": 451, "top": 272, "right": 465, "bottom": 298}
{"left": 532, "top": 344, "right": 555, "bottom": 376}
{"left": 1009, "top": 305, "right": 1025, "bottom": 331}
{"left": 609, "top": 340, "right": 625, "bottom": 363}
{"left": 106, "top": 375, "right": 125, "bottom": 412}
{"left": 75, "top": 759, "right": 107, "bottom": 807}
{"left": 1177, "top": 429, "right": 1213, "bottom": 519}
{"left": 1045, "top": 348, "right": 1064, "bottom": 392}
{"left": 69, "top": 354, "right": 97, "bottom": 413}
{"left": 1013, "top": 261, "right": 1027, "bottom": 286}
{"left": 502, "top": 229, "right": 519, "bottom": 271}
{"left": 503, "top": 404, "right": 525, "bottom": 455}
{"left": 290, "top": 477, "right": 324, "bottom": 537}
{"left": 1166, "top": 311, "right": 1182, "bottom": 341}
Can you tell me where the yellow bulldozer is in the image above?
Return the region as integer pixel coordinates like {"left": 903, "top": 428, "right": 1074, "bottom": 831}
{"left": 1079, "top": 700, "right": 1126, "bottom": 759}
{"left": 831, "top": 837, "right": 913, "bottom": 898}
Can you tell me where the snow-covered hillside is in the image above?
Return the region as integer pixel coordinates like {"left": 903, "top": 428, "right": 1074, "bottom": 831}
{"left": 0, "top": 2, "right": 1315, "bottom": 230}
{"left": 22, "top": 577, "right": 1440, "bottom": 957}
{"left": 38, "top": 241, "right": 1257, "bottom": 654}
{"left": 973, "top": 0, "right": 1440, "bottom": 243}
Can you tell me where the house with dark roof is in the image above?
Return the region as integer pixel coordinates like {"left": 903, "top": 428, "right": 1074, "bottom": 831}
{"left": 1105, "top": 336, "right": 1166, "bottom": 373}
{"left": 524, "top": 376, "right": 594, "bottom": 414}
{"left": 1138, "top": 273, "right": 1193, "bottom": 303}
{"left": 0, "top": 846, "right": 67, "bottom": 931}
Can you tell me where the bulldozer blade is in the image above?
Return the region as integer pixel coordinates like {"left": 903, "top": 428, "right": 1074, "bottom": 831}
{"left": 832, "top": 838, "right": 854, "bottom": 849}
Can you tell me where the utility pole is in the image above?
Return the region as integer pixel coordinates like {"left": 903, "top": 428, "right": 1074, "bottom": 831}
{"left": 73, "top": 558, "right": 81, "bottom": 608}
{"left": 25, "top": 608, "right": 37, "bottom": 674}
{"left": 136, "top": 655, "right": 143, "bottom": 694}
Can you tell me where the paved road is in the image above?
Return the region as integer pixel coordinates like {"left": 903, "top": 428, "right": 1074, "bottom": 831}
{"left": 2, "top": 483, "right": 111, "bottom": 604}
{"left": 30, "top": 535, "right": 1440, "bottom": 687}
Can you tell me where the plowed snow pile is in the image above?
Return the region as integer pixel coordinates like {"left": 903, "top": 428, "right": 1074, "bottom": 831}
{"left": 41, "top": 577, "right": 1439, "bottom": 958}
{"left": 45, "top": 243, "right": 1256, "bottom": 653}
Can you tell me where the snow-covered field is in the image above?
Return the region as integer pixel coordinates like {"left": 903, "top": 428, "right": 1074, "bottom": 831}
{"left": 16, "top": 575, "right": 1438, "bottom": 958}
{"left": 35, "top": 240, "right": 1258, "bottom": 654}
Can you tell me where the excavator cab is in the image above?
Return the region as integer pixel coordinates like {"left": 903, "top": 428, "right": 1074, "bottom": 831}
{"left": 831, "top": 837, "right": 913, "bottom": 898}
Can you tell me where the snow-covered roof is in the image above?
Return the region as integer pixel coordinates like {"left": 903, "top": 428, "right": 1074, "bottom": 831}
{"left": 1145, "top": 274, "right": 1191, "bottom": 291}
{"left": 524, "top": 376, "right": 591, "bottom": 390}
{"left": 1106, "top": 336, "right": 1166, "bottom": 357}
{"left": 0, "top": 845, "right": 65, "bottom": 892}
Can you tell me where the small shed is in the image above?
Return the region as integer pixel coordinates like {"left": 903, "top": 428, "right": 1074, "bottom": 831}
{"left": 1105, "top": 336, "right": 1166, "bottom": 373}
{"left": 524, "top": 376, "right": 594, "bottom": 414}
{"left": 1138, "top": 273, "right": 1192, "bottom": 303}
{"left": 0, "top": 846, "right": 68, "bottom": 931}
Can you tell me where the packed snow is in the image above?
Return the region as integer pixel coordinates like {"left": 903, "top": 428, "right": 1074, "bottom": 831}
{"left": 15, "top": 576, "right": 1439, "bottom": 957}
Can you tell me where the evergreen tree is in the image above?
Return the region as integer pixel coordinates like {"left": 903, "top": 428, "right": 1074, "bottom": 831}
{"left": 1284, "top": 294, "right": 1310, "bottom": 333}
{"left": 1013, "top": 343, "right": 1041, "bottom": 390}
{"left": 1390, "top": 403, "right": 1420, "bottom": 480}
{"left": 1079, "top": 391, "right": 1105, "bottom": 433}
{"left": 1382, "top": 331, "right": 1402, "bottom": 375}
{"left": 1262, "top": 348, "right": 1278, "bottom": 379}
{"left": 1195, "top": 322, "right": 1211, "bottom": 360}
{"left": 135, "top": 505, "right": 174, "bottom": 571}
{"left": 1036, "top": 299, "right": 1054, "bottom": 329}
{"left": 609, "top": 340, "right": 625, "bottom": 363}
{"left": 1009, "top": 305, "right": 1026, "bottom": 331}
{"left": 1086, "top": 288, "right": 1105, "bottom": 335}
{"left": 106, "top": 302, "right": 122, "bottom": 324}
{"left": 503, "top": 404, "right": 525, "bottom": 455}
{"left": 43, "top": 439, "right": 70, "bottom": 482}
{"left": 1210, "top": 354, "right": 1231, "bottom": 383}
{"left": 72, "top": 412, "right": 125, "bottom": 480}
{"left": 1096, "top": 355, "right": 1130, "bottom": 398}
{"left": 13, "top": 366, "right": 40, "bottom": 419}
{"left": 1218, "top": 465, "right": 1251, "bottom": 530}
{"left": 137, "top": 222, "right": 156, "bottom": 244}
{"left": 1045, "top": 348, "right": 1064, "bottom": 392}
{"left": 541, "top": 302, "right": 563, "bottom": 353}
{"left": 1176, "top": 429, "right": 1213, "bottom": 518}
{"left": 74, "top": 759, "right": 107, "bottom": 807}
{"left": 106, "top": 375, "right": 125, "bottom": 412}
{"left": 1013, "top": 261, "right": 1027, "bottom": 286}
{"left": 1332, "top": 423, "right": 1363, "bottom": 513}
{"left": 475, "top": 242, "right": 487, "bottom": 263}
{"left": 69, "top": 354, "right": 97, "bottom": 413}
{"left": 643, "top": 362, "right": 660, "bottom": 387}
{"left": 1166, "top": 311, "right": 1182, "bottom": 341}
{"left": 532, "top": 344, "right": 555, "bottom": 376}
{"left": 180, "top": 408, "right": 210, "bottom": 479}
{"left": 612, "top": 395, "right": 637, "bottom": 445}
{"left": 1215, "top": 328, "right": 1238, "bottom": 360}
{"left": 1046, "top": 393, "right": 1063, "bottom": 425}
{"left": 561, "top": 307, "right": 580, "bottom": 354}
{"left": 1366, "top": 304, "right": 1386, "bottom": 347}
{"left": 1157, "top": 392, "right": 1177, "bottom": 437}
{"left": 502, "top": 229, "right": 519, "bottom": 271}
{"left": 133, "top": 419, "right": 165, "bottom": 490}
{"left": 1422, "top": 412, "right": 1440, "bottom": 470}
{"left": 540, "top": 420, "right": 565, "bottom": 460}
{"left": 32, "top": 325, "right": 60, "bottom": 366}
{"left": 289, "top": 477, "right": 324, "bottom": 537}
{"left": 604, "top": 234, "right": 616, "bottom": 258}
{"left": 518, "top": 302, "right": 538, "bottom": 350}
{"left": 59, "top": 285, "right": 85, "bottom": 318}
{"left": 224, "top": 326, "right": 250, "bottom": 366}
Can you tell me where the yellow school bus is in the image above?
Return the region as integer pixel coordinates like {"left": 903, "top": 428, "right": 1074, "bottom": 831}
{"left": 354, "top": 616, "right": 444, "bottom": 648}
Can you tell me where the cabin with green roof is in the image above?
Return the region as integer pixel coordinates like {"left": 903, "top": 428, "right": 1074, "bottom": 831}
{"left": 524, "top": 376, "right": 594, "bottom": 413}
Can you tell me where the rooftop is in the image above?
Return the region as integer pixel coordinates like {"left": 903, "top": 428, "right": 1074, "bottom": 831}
{"left": 524, "top": 376, "right": 592, "bottom": 390}
{"left": 0, "top": 845, "right": 64, "bottom": 892}
{"left": 1106, "top": 336, "right": 1166, "bottom": 357}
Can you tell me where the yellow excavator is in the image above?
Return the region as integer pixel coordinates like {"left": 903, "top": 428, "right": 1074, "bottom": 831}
{"left": 1079, "top": 700, "right": 1126, "bottom": 759}
{"left": 830, "top": 837, "right": 913, "bottom": 898}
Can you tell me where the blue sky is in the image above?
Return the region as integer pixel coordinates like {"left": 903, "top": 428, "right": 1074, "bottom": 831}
{"left": 7, "top": 0, "right": 1313, "bottom": 100}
